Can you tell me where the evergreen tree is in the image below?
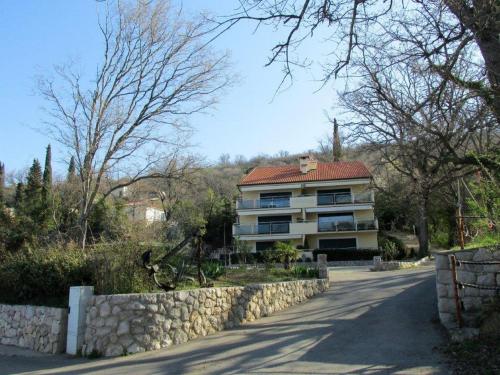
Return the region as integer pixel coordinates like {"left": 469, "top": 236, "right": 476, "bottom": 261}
{"left": 24, "top": 160, "right": 44, "bottom": 230}
{"left": 14, "top": 182, "right": 24, "bottom": 208}
{"left": 42, "top": 144, "right": 52, "bottom": 199}
{"left": 26, "top": 159, "right": 43, "bottom": 201}
{"left": 0, "top": 162, "right": 4, "bottom": 205}
{"left": 332, "top": 118, "right": 342, "bottom": 162}
{"left": 67, "top": 156, "right": 76, "bottom": 181}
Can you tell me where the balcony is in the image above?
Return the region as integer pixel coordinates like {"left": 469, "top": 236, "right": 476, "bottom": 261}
{"left": 235, "top": 221, "right": 290, "bottom": 235}
{"left": 318, "top": 219, "right": 378, "bottom": 232}
{"left": 236, "top": 192, "right": 373, "bottom": 211}
{"left": 233, "top": 219, "right": 378, "bottom": 237}
{"left": 317, "top": 191, "right": 373, "bottom": 205}
{"left": 237, "top": 197, "right": 291, "bottom": 209}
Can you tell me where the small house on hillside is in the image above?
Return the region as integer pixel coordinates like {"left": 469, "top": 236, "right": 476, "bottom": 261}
{"left": 125, "top": 200, "right": 165, "bottom": 224}
{"left": 233, "top": 155, "right": 378, "bottom": 257}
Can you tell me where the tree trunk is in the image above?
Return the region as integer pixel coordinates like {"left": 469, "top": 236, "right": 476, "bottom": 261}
{"left": 417, "top": 195, "right": 430, "bottom": 257}
{"left": 445, "top": 0, "right": 500, "bottom": 123}
{"left": 79, "top": 216, "right": 88, "bottom": 251}
{"left": 475, "top": 34, "right": 500, "bottom": 124}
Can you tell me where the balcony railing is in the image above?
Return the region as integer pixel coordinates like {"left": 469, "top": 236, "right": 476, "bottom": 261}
{"left": 318, "top": 219, "right": 378, "bottom": 232}
{"left": 237, "top": 197, "right": 290, "bottom": 209}
{"left": 237, "top": 192, "right": 373, "bottom": 210}
{"left": 317, "top": 191, "right": 373, "bottom": 205}
{"left": 234, "top": 219, "right": 378, "bottom": 236}
{"left": 235, "top": 221, "right": 291, "bottom": 235}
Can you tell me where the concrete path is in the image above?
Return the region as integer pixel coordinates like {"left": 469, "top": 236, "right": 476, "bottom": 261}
{"left": 2, "top": 265, "right": 449, "bottom": 374}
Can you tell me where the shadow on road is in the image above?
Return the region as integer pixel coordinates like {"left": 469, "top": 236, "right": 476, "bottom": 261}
{"left": 4, "top": 267, "right": 448, "bottom": 375}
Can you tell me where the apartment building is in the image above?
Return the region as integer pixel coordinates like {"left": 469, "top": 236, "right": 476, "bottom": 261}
{"left": 233, "top": 156, "right": 378, "bottom": 256}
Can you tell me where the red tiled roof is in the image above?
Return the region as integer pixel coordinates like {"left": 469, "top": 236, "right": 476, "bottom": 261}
{"left": 239, "top": 161, "right": 371, "bottom": 186}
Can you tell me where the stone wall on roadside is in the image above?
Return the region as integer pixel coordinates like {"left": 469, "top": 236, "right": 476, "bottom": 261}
{"left": 371, "top": 256, "right": 431, "bottom": 271}
{"left": 0, "top": 304, "right": 68, "bottom": 353}
{"left": 82, "top": 279, "right": 329, "bottom": 357}
{"left": 434, "top": 247, "right": 500, "bottom": 329}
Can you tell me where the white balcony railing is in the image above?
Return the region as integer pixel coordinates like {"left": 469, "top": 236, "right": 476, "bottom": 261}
{"left": 233, "top": 219, "right": 378, "bottom": 236}
{"left": 236, "top": 192, "right": 373, "bottom": 210}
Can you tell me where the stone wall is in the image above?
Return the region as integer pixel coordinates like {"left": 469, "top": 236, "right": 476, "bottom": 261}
{"left": 434, "top": 247, "right": 500, "bottom": 329}
{"left": 0, "top": 304, "right": 68, "bottom": 353}
{"left": 371, "top": 256, "right": 431, "bottom": 271}
{"left": 82, "top": 279, "right": 329, "bottom": 357}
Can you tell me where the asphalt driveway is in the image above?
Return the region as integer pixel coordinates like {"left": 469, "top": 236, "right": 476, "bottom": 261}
{"left": 1, "top": 265, "right": 449, "bottom": 374}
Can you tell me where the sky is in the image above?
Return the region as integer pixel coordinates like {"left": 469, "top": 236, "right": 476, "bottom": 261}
{"left": 0, "top": 0, "right": 342, "bottom": 177}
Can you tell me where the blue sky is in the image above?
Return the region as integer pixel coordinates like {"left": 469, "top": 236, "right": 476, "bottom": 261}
{"left": 0, "top": 1, "right": 341, "bottom": 176}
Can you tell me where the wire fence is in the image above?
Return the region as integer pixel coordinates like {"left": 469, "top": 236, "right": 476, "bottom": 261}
{"left": 449, "top": 255, "right": 500, "bottom": 328}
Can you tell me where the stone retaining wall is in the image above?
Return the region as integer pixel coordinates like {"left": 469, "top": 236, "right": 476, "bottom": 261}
{"left": 82, "top": 279, "right": 329, "bottom": 357}
{"left": 227, "top": 260, "right": 372, "bottom": 269}
{"left": 0, "top": 304, "right": 68, "bottom": 353}
{"left": 371, "top": 256, "right": 431, "bottom": 271}
{"left": 434, "top": 247, "right": 500, "bottom": 329}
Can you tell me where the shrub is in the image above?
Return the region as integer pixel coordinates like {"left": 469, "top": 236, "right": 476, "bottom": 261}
{"left": 290, "top": 265, "right": 319, "bottom": 278}
{"left": 0, "top": 247, "right": 92, "bottom": 307}
{"left": 312, "top": 248, "right": 381, "bottom": 261}
{"left": 88, "top": 241, "right": 157, "bottom": 295}
{"left": 0, "top": 241, "right": 159, "bottom": 307}
{"left": 377, "top": 233, "right": 410, "bottom": 259}
{"left": 201, "top": 260, "right": 226, "bottom": 280}
{"left": 381, "top": 239, "right": 398, "bottom": 261}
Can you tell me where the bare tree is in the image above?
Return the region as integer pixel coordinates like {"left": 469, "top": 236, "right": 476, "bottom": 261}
{"left": 218, "top": 1, "right": 500, "bottom": 123}
{"left": 40, "top": 1, "right": 232, "bottom": 248}
{"left": 339, "top": 52, "right": 495, "bottom": 255}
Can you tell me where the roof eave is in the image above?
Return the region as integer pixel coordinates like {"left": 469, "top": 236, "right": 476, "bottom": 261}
{"left": 238, "top": 175, "right": 372, "bottom": 187}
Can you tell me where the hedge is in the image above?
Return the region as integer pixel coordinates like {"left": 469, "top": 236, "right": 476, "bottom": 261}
{"left": 0, "top": 242, "right": 159, "bottom": 307}
{"left": 312, "top": 248, "right": 381, "bottom": 261}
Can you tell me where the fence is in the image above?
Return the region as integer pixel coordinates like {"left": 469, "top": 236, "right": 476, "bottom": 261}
{"left": 434, "top": 247, "right": 500, "bottom": 329}
{"left": 449, "top": 254, "right": 500, "bottom": 328}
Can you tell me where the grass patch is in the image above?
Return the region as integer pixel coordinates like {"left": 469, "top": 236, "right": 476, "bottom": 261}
{"left": 442, "top": 336, "right": 500, "bottom": 375}
{"left": 451, "top": 233, "right": 500, "bottom": 250}
{"left": 172, "top": 266, "right": 319, "bottom": 290}
{"left": 216, "top": 267, "right": 314, "bottom": 286}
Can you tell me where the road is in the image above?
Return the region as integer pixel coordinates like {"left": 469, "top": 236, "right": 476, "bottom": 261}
{"left": 2, "top": 265, "right": 449, "bottom": 374}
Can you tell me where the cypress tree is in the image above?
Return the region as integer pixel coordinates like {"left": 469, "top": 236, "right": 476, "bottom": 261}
{"left": 25, "top": 159, "right": 43, "bottom": 224}
{"left": 332, "top": 118, "right": 342, "bottom": 162}
{"left": 0, "top": 162, "right": 4, "bottom": 205}
{"left": 42, "top": 144, "right": 52, "bottom": 199}
{"left": 67, "top": 156, "right": 76, "bottom": 181}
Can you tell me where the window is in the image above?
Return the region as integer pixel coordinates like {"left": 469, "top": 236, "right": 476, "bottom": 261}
{"left": 317, "top": 188, "right": 351, "bottom": 205}
{"left": 259, "top": 192, "right": 291, "bottom": 208}
{"left": 256, "top": 241, "right": 275, "bottom": 251}
{"left": 257, "top": 216, "right": 291, "bottom": 234}
{"left": 318, "top": 238, "right": 357, "bottom": 250}
{"left": 318, "top": 213, "right": 354, "bottom": 232}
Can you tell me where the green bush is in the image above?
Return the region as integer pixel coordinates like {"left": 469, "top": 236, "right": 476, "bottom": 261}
{"left": 290, "top": 265, "right": 319, "bottom": 278}
{"left": 378, "top": 234, "right": 409, "bottom": 259}
{"left": 431, "top": 231, "right": 450, "bottom": 249}
{"left": 0, "top": 248, "right": 92, "bottom": 307}
{"left": 88, "top": 241, "right": 157, "bottom": 295}
{"left": 0, "top": 241, "right": 159, "bottom": 307}
{"left": 312, "top": 248, "right": 381, "bottom": 261}
{"left": 381, "top": 239, "right": 398, "bottom": 260}
{"left": 201, "top": 260, "right": 226, "bottom": 280}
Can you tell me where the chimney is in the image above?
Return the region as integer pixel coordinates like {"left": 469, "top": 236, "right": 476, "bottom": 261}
{"left": 299, "top": 155, "right": 317, "bottom": 174}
